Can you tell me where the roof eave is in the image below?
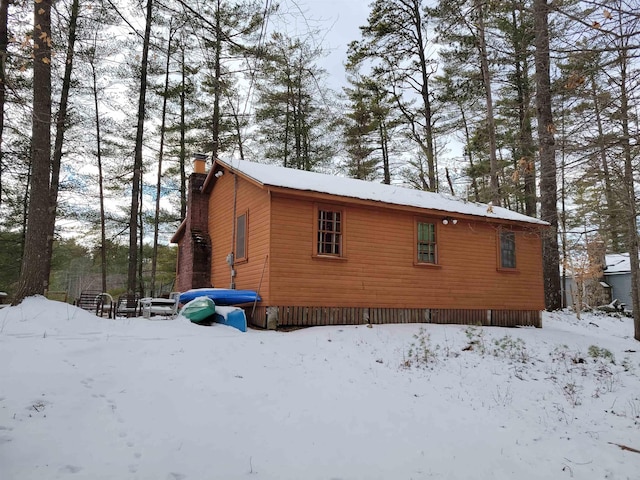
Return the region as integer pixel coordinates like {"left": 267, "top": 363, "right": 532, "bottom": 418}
{"left": 266, "top": 185, "right": 548, "bottom": 228}
{"left": 170, "top": 219, "right": 187, "bottom": 244}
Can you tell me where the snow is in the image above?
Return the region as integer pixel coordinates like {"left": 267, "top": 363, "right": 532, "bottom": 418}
{"left": 605, "top": 253, "right": 631, "bottom": 275}
{"left": 217, "top": 158, "right": 548, "bottom": 226}
{"left": 1, "top": 297, "right": 639, "bottom": 480}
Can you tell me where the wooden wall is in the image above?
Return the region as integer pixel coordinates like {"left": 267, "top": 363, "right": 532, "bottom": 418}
{"left": 267, "top": 192, "right": 545, "bottom": 311}
{"left": 203, "top": 173, "right": 544, "bottom": 328}
{"left": 208, "top": 171, "right": 271, "bottom": 297}
{"left": 248, "top": 306, "right": 542, "bottom": 329}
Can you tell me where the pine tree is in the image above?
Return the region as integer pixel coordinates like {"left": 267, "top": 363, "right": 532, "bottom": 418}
{"left": 254, "top": 32, "right": 335, "bottom": 171}
{"left": 342, "top": 71, "right": 396, "bottom": 182}
{"left": 534, "top": 0, "right": 561, "bottom": 311}
{"left": 13, "top": 0, "right": 53, "bottom": 303}
{"left": 127, "top": 0, "right": 154, "bottom": 296}
{"left": 351, "top": 0, "right": 438, "bottom": 191}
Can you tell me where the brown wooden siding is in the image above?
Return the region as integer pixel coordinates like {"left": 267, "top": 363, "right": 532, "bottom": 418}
{"left": 248, "top": 306, "right": 541, "bottom": 329}
{"left": 268, "top": 193, "right": 544, "bottom": 311}
{"left": 204, "top": 174, "right": 544, "bottom": 329}
{"left": 208, "top": 171, "right": 271, "bottom": 297}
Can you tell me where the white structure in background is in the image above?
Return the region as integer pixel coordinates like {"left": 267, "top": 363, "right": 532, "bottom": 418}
{"left": 603, "top": 253, "right": 635, "bottom": 311}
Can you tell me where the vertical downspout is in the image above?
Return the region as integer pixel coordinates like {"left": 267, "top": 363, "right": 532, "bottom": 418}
{"left": 230, "top": 171, "right": 238, "bottom": 289}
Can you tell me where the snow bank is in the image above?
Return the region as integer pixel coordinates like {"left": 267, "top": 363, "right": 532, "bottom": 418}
{"left": 0, "top": 298, "right": 638, "bottom": 480}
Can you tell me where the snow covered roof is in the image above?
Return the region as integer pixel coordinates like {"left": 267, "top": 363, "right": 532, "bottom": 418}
{"left": 216, "top": 158, "right": 548, "bottom": 226}
{"left": 604, "top": 253, "right": 631, "bottom": 275}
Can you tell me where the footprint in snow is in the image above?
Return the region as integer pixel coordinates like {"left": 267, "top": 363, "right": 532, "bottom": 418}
{"left": 80, "top": 378, "right": 93, "bottom": 389}
{"left": 59, "top": 465, "right": 82, "bottom": 474}
{"left": 167, "top": 473, "right": 186, "bottom": 480}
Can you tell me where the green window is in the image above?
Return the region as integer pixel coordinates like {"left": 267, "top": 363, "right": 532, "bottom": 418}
{"left": 417, "top": 222, "right": 437, "bottom": 264}
{"left": 500, "top": 230, "right": 516, "bottom": 269}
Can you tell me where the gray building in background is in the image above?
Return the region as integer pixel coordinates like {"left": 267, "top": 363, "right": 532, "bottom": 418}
{"left": 562, "top": 253, "right": 635, "bottom": 311}
{"left": 603, "top": 254, "right": 634, "bottom": 311}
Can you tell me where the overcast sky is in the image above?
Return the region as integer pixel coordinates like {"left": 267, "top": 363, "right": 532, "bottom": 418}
{"left": 276, "top": 0, "right": 372, "bottom": 90}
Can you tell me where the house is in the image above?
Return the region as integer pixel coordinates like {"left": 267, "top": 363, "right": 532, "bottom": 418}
{"left": 562, "top": 253, "right": 638, "bottom": 312}
{"left": 171, "top": 157, "right": 547, "bottom": 329}
{"left": 603, "top": 253, "right": 635, "bottom": 310}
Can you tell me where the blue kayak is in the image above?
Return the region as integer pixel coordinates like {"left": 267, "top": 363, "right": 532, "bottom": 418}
{"left": 178, "top": 288, "right": 261, "bottom": 306}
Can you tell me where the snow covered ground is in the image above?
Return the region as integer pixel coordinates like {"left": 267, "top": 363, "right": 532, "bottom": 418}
{"left": 1, "top": 297, "right": 638, "bottom": 480}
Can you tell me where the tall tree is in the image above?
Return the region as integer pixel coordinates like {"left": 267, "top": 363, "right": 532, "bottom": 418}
{"left": 127, "top": 0, "right": 154, "bottom": 295}
{"left": 151, "top": 20, "right": 176, "bottom": 297}
{"left": 494, "top": 0, "right": 537, "bottom": 216}
{"left": 43, "top": 0, "right": 81, "bottom": 290}
{"left": 0, "top": 0, "right": 8, "bottom": 207}
{"left": 606, "top": 2, "right": 640, "bottom": 340}
{"left": 195, "top": 0, "right": 267, "bottom": 158}
{"left": 13, "top": 0, "right": 53, "bottom": 303}
{"left": 351, "top": 0, "right": 439, "bottom": 191}
{"left": 342, "top": 70, "right": 397, "bottom": 182}
{"left": 341, "top": 77, "right": 379, "bottom": 181}
{"left": 432, "top": 0, "right": 500, "bottom": 203}
{"left": 255, "top": 32, "right": 335, "bottom": 171}
{"left": 433, "top": 56, "right": 484, "bottom": 202}
{"left": 534, "top": 0, "right": 561, "bottom": 310}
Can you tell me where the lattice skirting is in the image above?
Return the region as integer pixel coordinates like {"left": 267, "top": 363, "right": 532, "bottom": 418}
{"left": 247, "top": 306, "right": 542, "bottom": 329}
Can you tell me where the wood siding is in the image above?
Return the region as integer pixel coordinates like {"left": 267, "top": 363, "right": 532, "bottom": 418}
{"left": 249, "top": 306, "right": 541, "bottom": 328}
{"left": 208, "top": 172, "right": 271, "bottom": 297}
{"left": 203, "top": 173, "right": 544, "bottom": 329}
{"left": 267, "top": 192, "right": 544, "bottom": 311}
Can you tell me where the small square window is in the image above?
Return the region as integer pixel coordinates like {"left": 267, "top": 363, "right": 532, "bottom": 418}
{"left": 500, "top": 230, "right": 516, "bottom": 269}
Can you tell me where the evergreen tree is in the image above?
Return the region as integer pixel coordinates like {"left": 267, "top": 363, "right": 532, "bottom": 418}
{"left": 350, "top": 0, "right": 439, "bottom": 191}
{"left": 254, "top": 32, "right": 336, "bottom": 171}
{"left": 341, "top": 71, "right": 397, "bottom": 182}
{"left": 14, "top": 0, "right": 53, "bottom": 303}
{"left": 534, "top": 0, "right": 561, "bottom": 311}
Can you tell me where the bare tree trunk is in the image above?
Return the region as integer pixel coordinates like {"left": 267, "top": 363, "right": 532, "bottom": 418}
{"left": 379, "top": 121, "right": 390, "bottom": 185}
{"left": 459, "top": 107, "right": 480, "bottom": 202}
{"left": 151, "top": 25, "right": 174, "bottom": 297}
{"left": 138, "top": 182, "right": 144, "bottom": 294}
{"left": 510, "top": 4, "right": 536, "bottom": 217}
{"left": 475, "top": 0, "right": 499, "bottom": 206}
{"left": 13, "top": 0, "right": 52, "bottom": 303}
{"left": 534, "top": 0, "right": 561, "bottom": 310}
{"left": 179, "top": 45, "right": 187, "bottom": 219}
{"left": 89, "top": 45, "right": 107, "bottom": 293}
{"left": 211, "top": 0, "right": 222, "bottom": 158}
{"left": 227, "top": 94, "right": 245, "bottom": 160}
{"left": 411, "top": 0, "right": 436, "bottom": 191}
{"left": 128, "top": 0, "right": 153, "bottom": 295}
{"left": 616, "top": 27, "right": 640, "bottom": 341}
{"left": 589, "top": 75, "right": 623, "bottom": 253}
{"left": 43, "top": 0, "right": 80, "bottom": 289}
{"left": 0, "top": 0, "right": 8, "bottom": 208}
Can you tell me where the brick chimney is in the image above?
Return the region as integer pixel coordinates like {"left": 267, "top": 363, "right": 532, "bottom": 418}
{"left": 193, "top": 152, "right": 207, "bottom": 174}
{"left": 174, "top": 154, "right": 212, "bottom": 291}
